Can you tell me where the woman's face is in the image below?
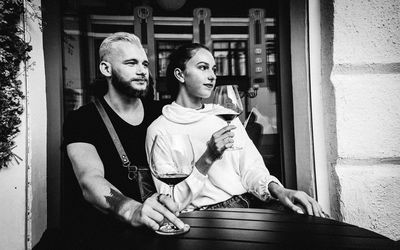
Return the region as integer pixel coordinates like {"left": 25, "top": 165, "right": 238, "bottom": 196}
{"left": 181, "top": 48, "right": 217, "bottom": 99}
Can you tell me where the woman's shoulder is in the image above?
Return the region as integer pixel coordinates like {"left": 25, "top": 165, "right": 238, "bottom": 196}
{"left": 145, "top": 114, "right": 170, "bottom": 146}
{"left": 147, "top": 112, "right": 169, "bottom": 131}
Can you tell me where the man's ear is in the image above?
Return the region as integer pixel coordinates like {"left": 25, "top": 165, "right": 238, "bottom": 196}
{"left": 99, "top": 61, "right": 112, "bottom": 77}
{"left": 174, "top": 68, "right": 185, "bottom": 83}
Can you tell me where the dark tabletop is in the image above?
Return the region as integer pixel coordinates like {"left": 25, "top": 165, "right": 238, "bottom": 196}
{"left": 110, "top": 208, "right": 396, "bottom": 250}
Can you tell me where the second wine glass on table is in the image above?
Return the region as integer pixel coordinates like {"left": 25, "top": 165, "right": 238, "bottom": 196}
{"left": 149, "top": 134, "right": 194, "bottom": 235}
{"left": 212, "top": 84, "right": 244, "bottom": 150}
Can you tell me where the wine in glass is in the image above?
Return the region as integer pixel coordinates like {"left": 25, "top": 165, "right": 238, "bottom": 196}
{"left": 149, "top": 134, "right": 194, "bottom": 235}
{"left": 213, "top": 84, "right": 244, "bottom": 150}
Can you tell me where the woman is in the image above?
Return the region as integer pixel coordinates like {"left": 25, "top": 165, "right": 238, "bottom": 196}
{"left": 146, "top": 43, "right": 326, "bottom": 217}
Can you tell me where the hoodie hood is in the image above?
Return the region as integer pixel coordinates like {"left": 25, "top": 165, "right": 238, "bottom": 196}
{"left": 163, "top": 102, "right": 234, "bottom": 124}
{"left": 162, "top": 102, "right": 214, "bottom": 124}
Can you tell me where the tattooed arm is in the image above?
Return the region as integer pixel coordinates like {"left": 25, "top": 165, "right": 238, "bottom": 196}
{"left": 67, "top": 142, "right": 184, "bottom": 230}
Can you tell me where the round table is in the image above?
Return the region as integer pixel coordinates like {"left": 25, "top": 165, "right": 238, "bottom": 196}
{"left": 117, "top": 208, "right": 396, "bottom": 250}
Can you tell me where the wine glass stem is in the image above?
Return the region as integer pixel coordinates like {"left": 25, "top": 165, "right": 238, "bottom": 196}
{"left": 169, "top": 184, "right": 175, "bottom": 201}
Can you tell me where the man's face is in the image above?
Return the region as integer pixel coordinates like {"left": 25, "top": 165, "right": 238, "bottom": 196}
{"left": 108, "top": 41, "right": 150, "bottom": 98}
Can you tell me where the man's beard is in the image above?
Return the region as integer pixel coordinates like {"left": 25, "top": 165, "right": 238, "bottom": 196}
{"left": 111, "top": 72, "right": 149, "bottom": 98}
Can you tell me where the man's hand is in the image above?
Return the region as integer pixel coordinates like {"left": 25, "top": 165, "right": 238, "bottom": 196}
{"left": 268, "top": 182, "right": 327, "bottom": 217}
{"left": 128, "top": 193, "right": 185, "bottom": 231}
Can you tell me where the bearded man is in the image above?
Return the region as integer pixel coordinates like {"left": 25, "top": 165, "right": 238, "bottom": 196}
{"left": 60, "top": 32, "right": 183, "bottom": 248}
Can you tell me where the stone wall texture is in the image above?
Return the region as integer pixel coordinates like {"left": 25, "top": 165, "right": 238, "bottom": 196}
{"left": 330, "top": 0, "right": 400, "bottom": 240}
{"left": 336, "top": 164, "right": 400, "bottom": 240}
{"left": 333, "top": 0, "right": 400, "bottom": 64}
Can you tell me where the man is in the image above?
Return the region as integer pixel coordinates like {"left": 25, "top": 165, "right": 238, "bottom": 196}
{"left": 62, "top": 32, "right": 183, "bottom": 247}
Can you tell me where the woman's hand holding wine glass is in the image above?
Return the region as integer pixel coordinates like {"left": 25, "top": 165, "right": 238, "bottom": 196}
{"left": 149, "top": 134, "right": 194, "bottom": 235}
{"left": 212, "top": 84, "right": 244, "bottom": 150}
{"left": 205, "top": 125, "right": 236, "bottom": 160}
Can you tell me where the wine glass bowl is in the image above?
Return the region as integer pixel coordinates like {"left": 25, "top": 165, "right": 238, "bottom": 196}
{"left": 212, "top": 84, "right": 244, "bottom": 150}
{"left": 149, "top": 134, "right": 194, "bottom": 235}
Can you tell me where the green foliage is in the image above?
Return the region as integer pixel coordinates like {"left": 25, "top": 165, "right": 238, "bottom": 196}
{"left": 0, "top": 0, "right": 32, "bottom": 168}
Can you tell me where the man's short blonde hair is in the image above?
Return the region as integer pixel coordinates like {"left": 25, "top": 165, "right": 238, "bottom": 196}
{"left": 99, "top": 32, "right": 143, "bottom": 61}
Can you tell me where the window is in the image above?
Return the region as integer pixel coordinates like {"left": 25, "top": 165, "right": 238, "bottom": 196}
{"left": 265, "top": 33, "right": 277, "bottom": 91}
{"left": 213, "top": 41, "right": 247, "bottom": 77}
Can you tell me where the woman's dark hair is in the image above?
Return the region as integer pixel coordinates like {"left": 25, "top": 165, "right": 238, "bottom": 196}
{"left": 166, "top": 43, "right": 210, "bottom": 100}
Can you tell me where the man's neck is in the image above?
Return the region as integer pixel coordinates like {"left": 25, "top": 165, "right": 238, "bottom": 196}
{"left": 104, "top": 92, "right": 144, "bottom": 126}
{"left": 104, "top": 91, "right": 139, "bottom": 111}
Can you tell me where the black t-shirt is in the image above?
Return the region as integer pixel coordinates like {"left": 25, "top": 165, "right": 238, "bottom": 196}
{"left": 61, "top": 97, "right": 163, "bottom": 241}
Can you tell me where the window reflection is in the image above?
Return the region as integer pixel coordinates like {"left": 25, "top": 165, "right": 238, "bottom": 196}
{"left": 214, "top": 51, "right": 229, "bottom": 76}
{"left": 213, "top": 41, "right": 247, "bottom": 77}
{"left": 158, "top": 51, "right": 170, "bottom": 77}
{"left": 265, "top": 33, "right": 277, "bottom": 91}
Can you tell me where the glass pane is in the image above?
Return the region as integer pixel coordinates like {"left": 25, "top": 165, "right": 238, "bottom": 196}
{"left": 62, "top": 19, "right": 85, "bottom": 113}
{"left": 267, "top": 63, "right": 275, "bottom": 75}
{"left": 230, "top": 54, "right": 236, "bottom": 76}
{"left": 158, "top": 42, "right": 177, "bottom": 50}
{"left": 231, "top": 51, "right": 246, "bottom": 76}
{"left": 214, "top": 51, "right": 229, "bottom": 76}
{"left": 266, "top": 33, "right": 275, "bottom": 39}
{"left": 214, "top": 42, "right": 229, "bottom": 49}
{"left": 158, "top": 51, "right": 171, "bottom": 77}
{"left": 238, "top": 52, "right": 246, "bottom": 76}
{"left": 267, "top": 54, "right": 275, "bottom": 63}
{"left": 238, "top": 41, "right": 246, "bottom": 49}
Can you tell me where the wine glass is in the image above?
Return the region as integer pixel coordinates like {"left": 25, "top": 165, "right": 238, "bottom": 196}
{"left": 149, "top": 134, "right": 194, "bottom": 235}
{"left": 212, "top": 84, "right": 244, "bottom": 150}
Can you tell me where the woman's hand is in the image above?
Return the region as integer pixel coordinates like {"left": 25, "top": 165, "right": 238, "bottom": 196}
{"left": 206, "top": 125, "right": 236, "bottom": 160}
{"left": 268, "top": 182, "right": 327, "bottom": 217}
{"left": 195, "top": 125, "right": 236, "bottom": 175}
{"left": 127, "top": 193, "right": 184, "bottom": 231}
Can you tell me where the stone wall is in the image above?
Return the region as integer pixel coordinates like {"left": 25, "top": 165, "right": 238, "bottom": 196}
{"left": 330, "top": 0, "right": 400, "bottom": 240}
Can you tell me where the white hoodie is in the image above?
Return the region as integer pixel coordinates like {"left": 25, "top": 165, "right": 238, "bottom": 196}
{"left": 145, "top": 102, "right": 282, "bottom": 211}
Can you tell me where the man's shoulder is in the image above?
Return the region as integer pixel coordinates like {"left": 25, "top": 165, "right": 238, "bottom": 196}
{"left": 62, "top": 101, "right": 100, "bottom": 148}
{"left": 143, "top": 99, "right": 168, "bottom": 121}
{"left": 74, "top": 101, "right": 96, "bottom": 113}
{"left": 143, "top": 99, "right": 165, "bottom": 112}
{"left": 64, "top": 102, "right": 97, "bottom": 124}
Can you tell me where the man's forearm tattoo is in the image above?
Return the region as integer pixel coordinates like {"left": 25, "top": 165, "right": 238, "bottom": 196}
{"left": 104, "top": 188, "right": 128, "bottom": 212}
